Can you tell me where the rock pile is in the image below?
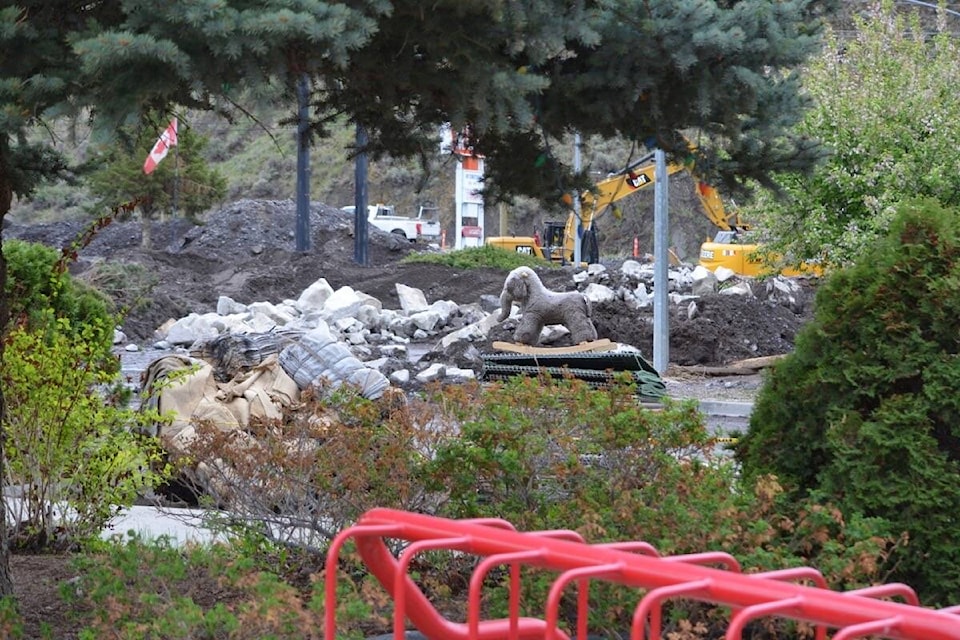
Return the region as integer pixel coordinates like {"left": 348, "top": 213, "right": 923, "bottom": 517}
{"left": 125, "top": 260, "right": 813, "bottom": 392}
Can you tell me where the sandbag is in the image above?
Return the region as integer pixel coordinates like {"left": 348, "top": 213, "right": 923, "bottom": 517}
{"left": 140, "top": 355, "right": 241, "bottom": 443}
{"left": 278, "top": 323, "right": 390, "bottom": 400}
{"left": 141, "top": 353, "right": 301, "bottom": 456}
{"left": 192, "top": 329, "right": 304, "bottom": 379}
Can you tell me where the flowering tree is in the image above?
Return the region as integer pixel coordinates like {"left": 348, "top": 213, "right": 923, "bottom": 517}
{"left": 748, "top": 0, "right": 960, "bottom": 266}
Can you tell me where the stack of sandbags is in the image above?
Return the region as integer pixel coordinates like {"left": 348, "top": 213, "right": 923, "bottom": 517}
{"left": 191, "top": 329, "right": 304, "bottom": 380}
{"left": 140, "top": 353, "right": 300, "bottom": 450}
{"left": 278, "top": 322, "right": 390, "bottom": 400}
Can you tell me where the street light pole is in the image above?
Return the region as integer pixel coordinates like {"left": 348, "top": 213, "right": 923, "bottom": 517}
{"left": 572, "top": 132, "right": 582, "bottom": 265}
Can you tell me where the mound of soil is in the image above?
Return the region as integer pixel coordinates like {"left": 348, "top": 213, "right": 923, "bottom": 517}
{"left": 4, "top": 199, "right": 817, "bottom": 367}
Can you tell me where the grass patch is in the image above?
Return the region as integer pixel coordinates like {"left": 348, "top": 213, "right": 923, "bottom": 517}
{"left": 50, "top": 533, "right": 330, "bottom": 640}
{"left": 78, "top": 260, "right": 159, "bottom": 313}
{"left": 402, "top": 244, "right": 555, "bottom": 270}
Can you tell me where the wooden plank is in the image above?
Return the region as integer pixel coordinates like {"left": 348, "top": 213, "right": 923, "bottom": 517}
{"left": 491, "top": 338, "right": 616, "bottom": 355}
{"left": 671, "top": 365, "right": 761, "bottom": 377}
{"left": 728, "top": 354, "right": 786, "bottom": 370}
{"left": 671, "top": 354, "right": 787, "bottom": 377}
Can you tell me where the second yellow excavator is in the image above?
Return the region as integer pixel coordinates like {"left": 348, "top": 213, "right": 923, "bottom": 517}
{"left": 486, "top": 147, "right": 816, "bottom": 277}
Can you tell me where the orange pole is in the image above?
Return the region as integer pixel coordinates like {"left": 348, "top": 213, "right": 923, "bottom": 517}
{"left": 633, "top": 237, "right": 639, "bottom": 258}
{"left": 441, "top": 229, "right": 447, "bottom": 250}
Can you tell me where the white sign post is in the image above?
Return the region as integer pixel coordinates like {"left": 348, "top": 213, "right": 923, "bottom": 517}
{"left": 452, "top": 128, "right": 485, "bottom": 249}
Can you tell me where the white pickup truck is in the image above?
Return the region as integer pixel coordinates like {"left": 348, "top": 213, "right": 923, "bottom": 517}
{"left": 342, "top": 203, "right": 442, "bottom": 242}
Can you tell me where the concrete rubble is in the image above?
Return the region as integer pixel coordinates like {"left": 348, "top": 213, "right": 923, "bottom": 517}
{"left": 132, "top": 261, "right": 806, "bottom": 379}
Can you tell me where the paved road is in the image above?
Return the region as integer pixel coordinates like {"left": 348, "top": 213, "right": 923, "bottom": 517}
{"left": 700, "top": 399, "right": 751, "bottom": 436}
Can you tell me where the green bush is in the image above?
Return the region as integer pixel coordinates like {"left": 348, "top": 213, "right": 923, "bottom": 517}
{"left": 4, "top": 239, "right": 116, "bottom": 359}
{"left": 402, "top": 243, "right": 554, "bottom": 270}
{"left": 0, "top": 374, "right": 895, "bottom": 637}
{"left": 736, "top": 198, "right": 960, "bottom": 605}
{"left": 64, "top": 533, "right": 324, "bottom": 640}
{"left": 421, "top": 376, "right": 891, "bottom": 632}
{"left": 2, "top": 322, "right": 169, "bottom": 550}
{"left": 425, "top": 375, "right": 716, "bottom": 533}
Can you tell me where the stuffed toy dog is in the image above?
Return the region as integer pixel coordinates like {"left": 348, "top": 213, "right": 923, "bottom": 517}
{"left": 497, "top": 266, "right": 598, "bottom": 346}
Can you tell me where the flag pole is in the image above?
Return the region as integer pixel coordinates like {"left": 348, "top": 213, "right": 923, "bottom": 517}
{"left": 172, "top": 143, "right": 179, "bottom": 218}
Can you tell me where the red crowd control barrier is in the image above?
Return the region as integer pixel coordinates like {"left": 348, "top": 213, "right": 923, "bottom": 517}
{"left": 325, "top": 508, "right": 960, "bottom": 640}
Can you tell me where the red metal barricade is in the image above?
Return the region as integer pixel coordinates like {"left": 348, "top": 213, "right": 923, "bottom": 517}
{"left": 325, "top": 508, "right": 960, "bottom": 640}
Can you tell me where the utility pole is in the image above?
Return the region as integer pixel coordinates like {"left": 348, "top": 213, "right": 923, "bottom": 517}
{"left": 653, "top": 148, "right": 669, "bottom": 374}
{"left": 354, "top": 123, "right": 369, "bottom": 265}
{"left": 295, "top": 73, "right": 311, "bottom": 252}
{"left": 171, "top": 144, "right": 179, "bottom": 219}
{"left": 572, "top": 132, "right": 582, "bottom": 266}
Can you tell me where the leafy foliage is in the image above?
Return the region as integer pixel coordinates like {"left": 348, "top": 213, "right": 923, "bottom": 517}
{"left": 0, "top": 369, "right": 901, "bottom": 636}
{"left": 747, "top": 0, "right": 960, "bottom": 265}
{"left": 422, "top": 378, "right": 891, "bottom": 605}
{"left": 737, "top": 198, "right": 960, "bottom": 604}
{"left": 3, "top": 239, "right": 115, "bottom": 359}
{"left": 2, "top": 322, "right": 170, "bottom": 551}
{"left": 168, "top": 372, "right": 893, "bottom": 635}
{"left": 63, "top": 534, "right": 326, "bottom": 640}
{"left": 169, "top": 383, "right": 448, "bottom": 547}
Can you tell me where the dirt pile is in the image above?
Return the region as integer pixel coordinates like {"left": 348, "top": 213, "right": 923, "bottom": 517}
{"left": 4, "top": 199, "right": 817, "bottom": 367}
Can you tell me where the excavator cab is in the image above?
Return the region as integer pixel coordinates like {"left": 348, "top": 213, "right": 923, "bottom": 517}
{"left": 540, "top": 221, "right": 567, "bottom": 263}
{"left": 539, "top": 220, "right": 599, "bottom": 265}
{"left": 542, "top": 221, "right": 565, "bottom": 248}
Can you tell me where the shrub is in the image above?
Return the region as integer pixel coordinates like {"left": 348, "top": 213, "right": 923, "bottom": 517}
{"left": 736, "top": 198, "right": 960, "bottom": 605}
{"left": 4, "top": 238, "right": 116, "bottom": 361}
{"left": 64, "top": 533, "right": 325, "bottom": 640}
{"left": 2, "top": 322, "right": 170, "bottom": 550}
{"left": 173, "top": 383, "right": 446, "bottom": 547}
{"left": 77, "top": 260, "right": 159, "bottom": 314}
{"left": 402, "top": 243, "right": 554, "bottom": 270}
{"left": 29, "top": 373, "right": 892, "bottom": 638}
{"left": 417, "top": 376, "right": 890, "bottom": 633}
{"left": 424, "top": 375, "right": 716, "bottom": 533}
{"left": 155, "top": 366, "right": 894, "bottom": 635}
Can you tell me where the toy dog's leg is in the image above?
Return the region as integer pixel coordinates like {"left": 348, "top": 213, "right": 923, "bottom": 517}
{"left": 513, "top": 318, "right": 543, "bottom": 345}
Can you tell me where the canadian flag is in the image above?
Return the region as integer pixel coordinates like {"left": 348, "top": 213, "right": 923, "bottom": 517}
{"left": 142, "top": 118, "right": 178, "bottom": 175}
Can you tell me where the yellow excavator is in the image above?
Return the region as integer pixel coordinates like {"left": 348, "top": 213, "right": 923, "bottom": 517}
{"left": 486, "top": 147, "right": 815, "bottom": 277}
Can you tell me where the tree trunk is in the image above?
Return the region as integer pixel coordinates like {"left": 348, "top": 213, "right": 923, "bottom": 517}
{"left": 0, "top": 151, "right": 16, "bottom": 598}
{"left": 141, "top": 211, "right": 152, "bottom": 250}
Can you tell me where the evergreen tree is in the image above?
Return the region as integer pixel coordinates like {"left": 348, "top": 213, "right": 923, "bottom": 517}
{"left": 317, "top": 0, "right": 839, "bottom": 204}
{"left": 0, "top": 0, "right": 386, "bottom": 599}
{"left": 85, "top": 123, "right": 227, "bottom": 248}
{"left": 736, "top": 198, "right": 960, "bottom": 604}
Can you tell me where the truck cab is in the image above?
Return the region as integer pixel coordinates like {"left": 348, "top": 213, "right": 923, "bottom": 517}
{"left": 342, "top": 203, "right": 443, "bottom": 243}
